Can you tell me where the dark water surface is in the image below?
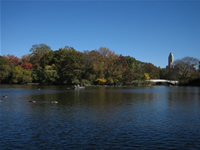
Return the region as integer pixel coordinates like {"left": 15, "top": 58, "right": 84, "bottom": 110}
{"left": 0, "top": 85, "right": 200, "bottom": 149}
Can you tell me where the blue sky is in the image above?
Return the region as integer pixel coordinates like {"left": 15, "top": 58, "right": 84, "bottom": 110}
{"left": 1, "top": 0, "right": 200, "bottom": 68}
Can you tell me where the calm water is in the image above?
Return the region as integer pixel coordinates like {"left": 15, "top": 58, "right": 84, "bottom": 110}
{"left": 0, "top": 85, "right": 200, "bottom": 149}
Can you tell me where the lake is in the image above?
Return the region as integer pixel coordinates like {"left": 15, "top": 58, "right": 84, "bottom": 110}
{"left": 0, "top": 85, "right": 200, "bottom": 149}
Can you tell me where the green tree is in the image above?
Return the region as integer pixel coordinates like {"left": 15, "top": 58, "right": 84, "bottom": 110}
{"left": 22, "top": 69, "right": 32, "bottom": 83}
{"left": 10, "top": 66, "right": 32, "bottom": 84}
{"left": 53, "top": 46, "right": 85, "bottom": 84}
{"left": 11, "top": 66, "right": 23, "bottom": 83}
{"left": 0, "top": 57, "right": 11, "bottom": 83}
{"left": 29, "top": 44, "right": 52, "bottom": 68}
{"left": 159, "top": 68, "right": 169, "bottom": 79}
{"left": 40, "top": 51, "right": 55, "bottom": 68}
{"left": 32, "top": 66, "right": 44, "bottom": 83}
{"left": 124, "top": 56, "right": 146, "bottom": 80}
{"left": 84, "top": 50, "right": 101, "bottom": 83}
{"left": 144, "top": 63, "right": 160, "bottom": 79}
{"left": 43, "top": 64, "right": 59, "bottom": 84}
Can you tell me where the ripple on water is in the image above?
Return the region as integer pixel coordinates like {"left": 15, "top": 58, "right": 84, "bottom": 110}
{"left": 0, "top": 86, "right": 200, "bottom": 149}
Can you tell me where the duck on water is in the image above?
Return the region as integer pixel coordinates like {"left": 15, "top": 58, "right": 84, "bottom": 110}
{"left": 29, "top": 100, "right": 36, "bottom": 103}
{"left": 3, "top": 95, "right": 7, "bottom": 98}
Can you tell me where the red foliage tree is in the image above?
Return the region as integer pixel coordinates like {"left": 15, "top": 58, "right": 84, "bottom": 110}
{"left": 20, "top": 62, "right": 33, "bottom": 70}
{"left": 3, "top": 54, "right": 21, "bottom": 66}
{"left": 119, "top": 55, "right": 128, "bottom": 69}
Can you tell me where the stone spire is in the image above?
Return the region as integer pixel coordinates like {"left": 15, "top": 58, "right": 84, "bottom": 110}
{"left": 168, "top": 52, "right": 174, "bottom": 69}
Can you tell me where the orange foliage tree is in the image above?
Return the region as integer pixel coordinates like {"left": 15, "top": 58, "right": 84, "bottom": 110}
{"left": 21, "top": 62, "right": 33, "bottom": 70}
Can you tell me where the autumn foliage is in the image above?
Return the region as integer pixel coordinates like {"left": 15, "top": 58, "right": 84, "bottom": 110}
{"left": 1, "top": 43, "right": 199, "bottom": 85}
{"left": 21, "top": 62, "right": 33, "bottom": 70}
{"left": 3, "top": 54, "right": 21, "bottom": 65}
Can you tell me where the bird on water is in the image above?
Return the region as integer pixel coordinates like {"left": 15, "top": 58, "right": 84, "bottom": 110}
{"left": 29, "top": 100, "right": 36, "bottom": 103}
{"left": 2, "top": 95, "right": 7, "bottom": 98}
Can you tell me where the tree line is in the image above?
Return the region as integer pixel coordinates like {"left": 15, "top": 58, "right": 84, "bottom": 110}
{"left": 0, "top": 44, "right": 200, "bottom": 86}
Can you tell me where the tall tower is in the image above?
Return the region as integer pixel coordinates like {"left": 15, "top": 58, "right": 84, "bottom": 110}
{"left": 168, "top": 52, "right": 174, "bottom": 69}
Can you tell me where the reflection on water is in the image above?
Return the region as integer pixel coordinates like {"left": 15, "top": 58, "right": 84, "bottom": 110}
{"left": 0, "top": 85, "right": 200, "bottom": 149}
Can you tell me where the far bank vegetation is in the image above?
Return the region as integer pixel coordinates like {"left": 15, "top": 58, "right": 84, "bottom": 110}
{"left": 0, "top": 44, "right": 200, "bottom": 86}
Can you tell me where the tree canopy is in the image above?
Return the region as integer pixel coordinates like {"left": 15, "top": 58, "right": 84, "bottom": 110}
{"left": 1, "top": 44, "right": 199, "bottom": 86}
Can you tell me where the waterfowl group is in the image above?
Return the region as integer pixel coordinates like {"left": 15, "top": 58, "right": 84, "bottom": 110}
{"left": 0, "top": 95, "right": 8, "bottom": 102}
{"left": 0, "top": 94, "right": 58, "bottom": 104}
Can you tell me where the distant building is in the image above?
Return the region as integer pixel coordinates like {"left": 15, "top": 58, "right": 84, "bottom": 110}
{"left": 167, "top": 52, "right": 174, "bottom": 69}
